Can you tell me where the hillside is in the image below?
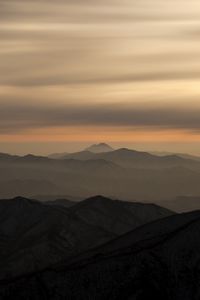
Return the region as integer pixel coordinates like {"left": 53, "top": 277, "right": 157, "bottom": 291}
{"left": 2, "top": 210, "right": 200, "bottom": 299}
{"left": 0, "top": 197, "right": 114, "bottom": 280}
{"left": 156, "top": 196, "right": 200, "bottom": 213}
{"left": 0, "top": 196, "right": 172, "bottom": 280}
{"left": 68, "top": 195, "right": 173, "bottom": 235}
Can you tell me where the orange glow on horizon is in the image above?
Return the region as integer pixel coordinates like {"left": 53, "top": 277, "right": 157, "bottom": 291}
{"left": 1, "top": 126, "right": 200, "bottom": 143}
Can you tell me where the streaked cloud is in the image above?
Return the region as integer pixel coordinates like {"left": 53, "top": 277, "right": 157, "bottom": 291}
{"left": 0, "top": 0, "right": 200, "bottom": 152}
{"left": 0, "top": 100, "right": 200, "bottom": 134}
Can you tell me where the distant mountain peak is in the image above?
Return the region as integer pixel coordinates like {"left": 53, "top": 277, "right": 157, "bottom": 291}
{"left": 85, "top": 143, "right": 114, "bottom": 153}
{"left": 13, "top": 196, "right": 27, "bottom": 201}
{"left": 19, "top": 154, "right": 49, "bottom": 162}
{"left": 85, "top": 195, "right": 112, "bottom": 203}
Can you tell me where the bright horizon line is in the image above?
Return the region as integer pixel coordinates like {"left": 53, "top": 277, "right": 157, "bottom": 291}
{"left": 0, "top": 142, "right": 200, "bottom": 158}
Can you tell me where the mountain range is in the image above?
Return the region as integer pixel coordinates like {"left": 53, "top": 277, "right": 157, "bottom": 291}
{"left": 0, "top": 195, "right": 172, "bottom": 280}
{"left": 0, "top": 198, "right": 200, "bottom": 299}
{"left": 0, "top": 145, "right": 200, "bottom": 211}
{"left": 0, "top": 142, "right": 200, "bottom": 299}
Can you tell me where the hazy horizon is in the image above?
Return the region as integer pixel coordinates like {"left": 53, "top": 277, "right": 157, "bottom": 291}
{"left": 0, "top": 141, "right": 200, "bottom": 157}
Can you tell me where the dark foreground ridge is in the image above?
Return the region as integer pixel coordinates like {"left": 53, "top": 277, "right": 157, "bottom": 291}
{"left": 0, "top": 195, "right": 172, "bottom": 281}
{"left": 0, "top": 210, "right": 200, "bottom": 299}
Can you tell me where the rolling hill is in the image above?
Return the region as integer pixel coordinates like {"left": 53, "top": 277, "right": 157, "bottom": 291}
{"left": 0, "top": 196, "right": 172, "bottom": 280}
{"left": 2, "top": 210, "right": 200, "bottom": 299}
{"left": 68, "top": 195, "right": 173, "bottom": 235}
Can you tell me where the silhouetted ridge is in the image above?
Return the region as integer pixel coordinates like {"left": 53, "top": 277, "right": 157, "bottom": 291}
{"left": 2, "top": 211, "right": 200, "bottom": 299}
{"left": 0, "top": 153, "right": 19, "bottom": 162}
{"left": 46, "top": 198, "right": 75, "bottom": 208}
{"left": 68, "top": 195, "right": 173, "bottom": 236}
{"left": 0, "top": 196, "right": 115, "bottom": 280}
{"left": 17, "top": 154, "right": 50, "bottom": 163}
{"left": 0, "top": 195, "right": 172, "bottom": 281}
{"left": 0, "top": 196, "right": 40, "bottom": 208}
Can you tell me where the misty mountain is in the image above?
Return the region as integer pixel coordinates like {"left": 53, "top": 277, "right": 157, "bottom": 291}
{"left": 2, "top": 210, "right": 200, "bottom": 299}
{"left": 48, "top": 152, "right": 69, "bottom": 159}
{"left": 17, "top": 154, "right": 50, "bottom": 163}
{"left": 62, "top": 158, "right": 121, "bottom": 173}
{"left": 60, "top": 148, "right": 200, "bottom": 170}
{"left": 152, "top": 151, "right": 200, "bottom": 162}
{"left": 0, "top": 149, "right": 200, "bottom": 206}
{"left": 156, "top": 196, "right": 200, "bottom": 213}
{"left": 0, "top": 153, "right": 19, "bottom": 162}
{"left": 177, "top": 153, "right": 200, "bottom": 162}
{"left": 1, "top": 148, "right": 199, "bottom": 171}
{"left": 85, "top": 143, "right": 114, "bottom": 153}
{"left": 0, "top": 158, "right": 200, "bottom": 204}
{"left": 62, "top": 150, "right": 96, "bottom": 160}
{"left": 50, "top": 143, "right": 114, "bottom": 159}
{"left": 0, "top": 196, "right": 171, "bottom": 280}
{"left": 0, "top": 179, "right": 59, "bottom": 199}
{"left": 96, "top": 148, "right": 187, "bottom": 168}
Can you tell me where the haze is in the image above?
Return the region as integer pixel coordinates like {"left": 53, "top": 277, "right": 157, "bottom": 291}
{"left": 0, "top": 0, "right": 200, "bottom": 155}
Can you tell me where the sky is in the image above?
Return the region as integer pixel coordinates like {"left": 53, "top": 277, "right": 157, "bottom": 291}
{"left": 0, "top": 0, "right": 200, "bottom": 155}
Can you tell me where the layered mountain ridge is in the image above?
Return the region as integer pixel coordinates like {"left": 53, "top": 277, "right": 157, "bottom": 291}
{"left": 0, "top": 145, "right": 200, "bottom": 210}
{"left": 0, "top": 195, "right": 172, "bottom": 280}
{"left": 1, "top": 207, "right": 200, "bottom": 299}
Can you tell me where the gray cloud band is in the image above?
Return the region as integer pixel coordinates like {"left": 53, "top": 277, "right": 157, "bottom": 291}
{"left": 0, "top": 104, "right": 199, "bottom": 133}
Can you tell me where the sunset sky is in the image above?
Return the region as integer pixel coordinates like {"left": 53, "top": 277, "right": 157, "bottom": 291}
{"left": 1, "top": 0, "right": 200, "bottom": 155}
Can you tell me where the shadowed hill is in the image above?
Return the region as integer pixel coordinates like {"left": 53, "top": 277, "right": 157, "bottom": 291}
{"left": 45, "top": 198, "right": 76, "bottom": 208}
{"left": 0, "top": 196, "right": 172, "bottom": 281}
{"left": 68, "top": 195, "right": 173, "bottom": 235}
{"left": 156, "top": 196, "right": 200, "bottom": 213}
{"left": 0, "top": 196, "right": 114, "bottom": 280}
{"left": 2, "top": 210, "right": 200, "bottom": 299}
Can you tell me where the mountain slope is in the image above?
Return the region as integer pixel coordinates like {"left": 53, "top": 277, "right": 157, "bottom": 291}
{"left": 156, "top": 196, "right": 200, "bottom": 213}
{"left": 48, "top": 152, "right": 69, "bottom": 159}
{"left": 85, "top": 143, "right": 114, "bottom": 153}
{"left": 45, "top": 198, "right": 76, "bottom": 208}
{"left": 0, "top": 196, "right": 172, "bottom": 280}
{"left": 0, "top": 153, "right": 19, "bottom": 162}
{"left": 0, "top": 154, "right": 200, "bottom": 202}
{"left": 0, "top": 197, "right": 114, "bottom": 280}
{"left": 62, "top": 150, "right": 96, "bottom": 160}
{"left": 48, "top": 143, "right": 114, "bottom": 159}
{"left": 96, "top": 148, "right": 199, "bottom": 169}
{"left": 0, "top": 179, "right": 59, "bottom": 198}
{"left": 68, "top": 195, "right": 173, "bottom": 235}
{"left": 62, "top": 148, "right": 200, "bottom": 170}
{"left": 2, "top": 211, "right": 200, "bottom": 299}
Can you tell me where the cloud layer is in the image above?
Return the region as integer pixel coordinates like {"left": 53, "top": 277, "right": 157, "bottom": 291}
{"left": 0, "top": 101, "right": 200, "bottom": 134}
{"left": 0, "top": 0, "right": 200, "bottom": 151}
